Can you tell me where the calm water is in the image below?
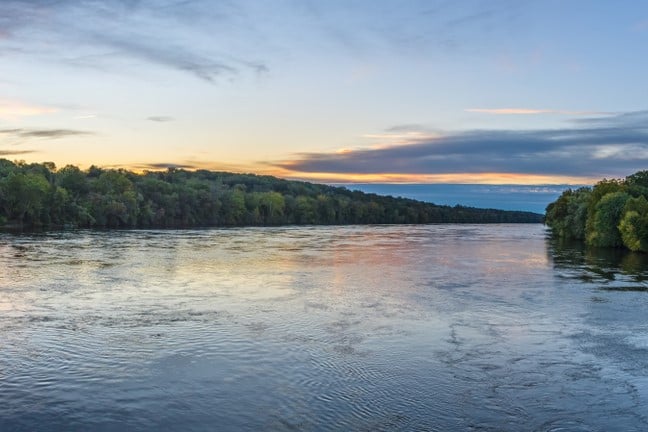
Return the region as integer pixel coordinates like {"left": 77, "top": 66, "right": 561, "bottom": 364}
{"left": 1, "top": 225, "right": 648, "bottom": 431}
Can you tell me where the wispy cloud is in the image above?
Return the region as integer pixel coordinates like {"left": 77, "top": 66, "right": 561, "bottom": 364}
{"left": 0, "top": 1, "right": 538, "bottom": 84}
{"left": 465, "top": 108, "right": 612, "bottom": 116}
{"left": 571, "top": 110, "right": 648, "bottom": 127}
{"left": 0, "top": 128, "right": 92, "bottom": 139}
{"left": 299, "top": 0, "right": 526, "bottom": 57}
{"left": 135, "top": 162, "right": 197, "bottom": 170}
{"left": 82, "top": 32, "right": 256, "bottom": 83}
{"left": 122, "top": 160, "right": 256, "bottom": 173}
{"left": 270, "top": 111, "right": 648, "bottom": 182}
{"left": 0, "top": 0, "right": 268, "bottom": 83}
{"left": 0, "top": 149, "right": 36, "bottom": 156}
{"left": 384, "top": 124, "right": 427, "bottom": 132}
{"left": 356, "top": 124, "right": 441, "bottom": 150}
{"left": 147, "top": 116, "right": 174, "bottom": 122}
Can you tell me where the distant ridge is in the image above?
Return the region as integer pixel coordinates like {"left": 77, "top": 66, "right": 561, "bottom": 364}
{"left": 0, "top": 159, "right": 543, "bottom": 229}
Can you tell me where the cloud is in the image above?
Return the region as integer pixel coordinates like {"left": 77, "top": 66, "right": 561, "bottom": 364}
{"left": 123, "top": 159, "right": 261, "bottom": 173}
{"left": 272, "top": 170, "right": 595, "bottom": 186}
{"left": 0, "top": 1, "right": 537, "bottom": 84}
{"left": 136, "top": 162, "right": 197, "bottom": 170}
{"left": 271, "top": 111, "right": 648, "bottom": 181}
{"left": 147, "top": 116, "right": 174, "bottom": 122}
{"left": 384, "top": 124, "right": 426, "bottom": 132}
{"left": 572, "top": 110, "right": 648, "bottom": 127}
{"left": 83, "top": 33, "right": 250, "bottom": 83}
{"left": 465, "top": 108, "right": 612, "bottom": 115}
{"left": 0, "top": 128, "right": 92, "bottom": 139}
{"left": 303, "top": 0, "right": 525, "bottom": 52}
{"left": 0, "top": 0, "right": 268, "bottom": 83}
{"left": 0, "top": 149, "right": 36, "bottom": 156}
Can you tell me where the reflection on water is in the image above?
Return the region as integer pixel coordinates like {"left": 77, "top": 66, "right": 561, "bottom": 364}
{"left": 1, "top": 225, "right": 648, "bottom": 431}
{"left": 549, "top": 236, "right": 648, "bottom": 286}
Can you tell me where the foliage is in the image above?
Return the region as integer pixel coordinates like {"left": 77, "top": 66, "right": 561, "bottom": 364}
{"left": 0, "top": 159, "right": 542, "bottom": 230}
{"left": 546, "top": 170, "right": 648, "bottom": 252}
{"left": 586, "top": 191, "right": 630, "bottom": 248}
{"left": 545, "top": 187, "right": 590, "bottom": 240}
{"left": 618, "top": 196, "right": 648, "bottom": 252}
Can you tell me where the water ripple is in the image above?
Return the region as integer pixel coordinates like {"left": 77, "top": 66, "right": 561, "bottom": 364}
{"left": 1, "top": 225, "right": 648, "bottom": 430}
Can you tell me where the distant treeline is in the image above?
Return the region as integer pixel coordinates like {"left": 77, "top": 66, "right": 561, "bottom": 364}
{"left": 546, "top": 170, "right": 648, "bottom": 252}
{"left": 0, "top": 159, "right": 542, "bottom": 229}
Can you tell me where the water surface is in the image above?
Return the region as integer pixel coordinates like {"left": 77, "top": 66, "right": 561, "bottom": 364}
{"left": 1, "top": 225, "right": 647, "bottom": 431}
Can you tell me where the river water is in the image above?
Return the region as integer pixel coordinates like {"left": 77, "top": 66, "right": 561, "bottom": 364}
{"left": 1, "top": 225, "right": 647, "bottom": 431}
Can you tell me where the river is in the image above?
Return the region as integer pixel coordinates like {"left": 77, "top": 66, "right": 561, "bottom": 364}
{"left": 1, "top": 225, "right": 647, "bottom": 431}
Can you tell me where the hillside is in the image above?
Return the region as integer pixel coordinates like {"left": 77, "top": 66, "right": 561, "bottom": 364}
{"left": 0, "top": 159, "right": 543, "bottom": 229}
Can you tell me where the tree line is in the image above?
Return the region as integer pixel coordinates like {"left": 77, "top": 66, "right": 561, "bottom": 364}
{"left": 0, "top": 159, "right": 542, "bottom": 230}
{"left": 545, "top": 170, "right": 648, "bottom": 252}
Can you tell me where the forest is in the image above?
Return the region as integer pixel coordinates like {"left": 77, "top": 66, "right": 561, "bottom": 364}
{"left": 545, "top": 170, "right": 648, "bottom": 252}
{"left": 0, "top": 159, "right": 542, "bottom": 230}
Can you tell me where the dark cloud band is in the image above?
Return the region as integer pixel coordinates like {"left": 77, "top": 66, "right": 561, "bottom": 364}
{"left": 274, "top": 111, "right": 648, "bottom": 179}
{"left": 1, "top": 128, "right": 92, "bottom": 139}
{"left": 0, "top": 149, "right": 36, "bottom": 156}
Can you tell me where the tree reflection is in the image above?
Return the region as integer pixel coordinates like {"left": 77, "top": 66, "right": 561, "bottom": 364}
{"left": 547, "top": 236, "right": 648, "bottom": 286}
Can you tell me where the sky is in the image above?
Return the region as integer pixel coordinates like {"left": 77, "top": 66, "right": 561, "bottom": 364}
{"left": 1, "top": 0, "right": 648, "bottom": 185}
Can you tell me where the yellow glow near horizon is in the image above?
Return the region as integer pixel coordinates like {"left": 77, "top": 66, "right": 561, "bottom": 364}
{"left": 3, "top": 149, "right": 598, "bottom": 186}
{"left": 263, "top": 168, "right": 597, "bottom": 185}
{"left": 78, "top": 159, "right": 597, "bottom": 185}
{"left": 0, "top": 99, "right": 58, "bottom": 119}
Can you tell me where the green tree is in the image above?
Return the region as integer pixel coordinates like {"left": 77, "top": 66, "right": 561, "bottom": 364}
{"left": 0, "top": 172, "right": 50, "bottom": 225}
{"left": 295, "top": 196, "right": 316, "bottom": 224}
{"left": 618, "top": 196, "right": 648, "bottom": 252}
{"left": 626, "top": 170, "right": 648, "bottom": 188}
{"left": 259, "top": 191, "right": 285, "bottom": 224}
{"left": 0, "top": 158, "right": 543, "bottom": 229}
{"left": 87, "top": 170, "right": 138, "bottom": 227}
{"left": 586, "top": 191, "right": 630, "bottom": 248}
{"left": 57, "top": 165, "right": 89, "bottom": 197}
{"left": 585, "top": 179, "right": 625, "bottom": 241}
{"left": 545, "top": 187, "right": 591, "bottom": 240}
